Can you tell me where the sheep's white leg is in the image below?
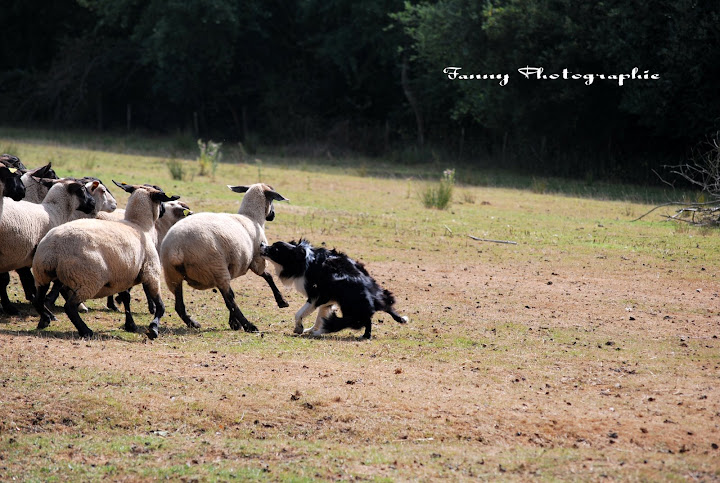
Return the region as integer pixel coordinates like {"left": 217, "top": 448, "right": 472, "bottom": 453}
{"left": 294, "top": 302, "right": 316, "bottom": 334}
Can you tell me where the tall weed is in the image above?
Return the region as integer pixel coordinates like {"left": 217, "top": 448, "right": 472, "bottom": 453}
{"left": 197, "top": 139, "right": 222, "bottom": 176}
{"left": 421, "top": 169, "right": 455, "bottom": 209}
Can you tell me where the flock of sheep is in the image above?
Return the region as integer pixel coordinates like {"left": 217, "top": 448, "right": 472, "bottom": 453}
{"left": 0, "top": 154, "right": 288, "bottom": 339}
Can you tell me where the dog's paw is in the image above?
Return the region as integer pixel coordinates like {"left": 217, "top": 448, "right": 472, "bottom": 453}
{"left": 293, "top": 324, "right": 304, "bottom": 335}
{"left": 307, "top": 329, "right": 327, "bottom": 338}
{"left": 401, "top": 316, "right": 410, "bottom": 323}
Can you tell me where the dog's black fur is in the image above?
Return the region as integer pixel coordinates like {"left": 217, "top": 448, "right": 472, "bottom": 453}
{"left": 261, "top": 239, "right": 407, "bottom": 339}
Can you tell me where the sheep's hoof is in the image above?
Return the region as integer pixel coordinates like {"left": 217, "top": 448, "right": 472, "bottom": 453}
{"left": 37, "top": 318, "right": 51, "bottom": 330}
{"left": 124, "top": 322, "right": 138, "bottom": 333}
{"left": 79, "top": 330, "right": 94, "bottom": 339}
{"left": 277, "top": 299, "right": 290, "bottom": 309}
{"left": 146, "top": 327, "right": 159, "bottom": 340}
{"left": 183, "top": 317, "right": 201, "bottom": 329}
{"left": 294, "top": 324, "right": 304, "bottom": 335}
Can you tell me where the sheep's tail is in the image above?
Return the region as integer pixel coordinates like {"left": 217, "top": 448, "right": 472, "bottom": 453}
{"left": 31, "top": 243, "right": 59, "bottom": 286}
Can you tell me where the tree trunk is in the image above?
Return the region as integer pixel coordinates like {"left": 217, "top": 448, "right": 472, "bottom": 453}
{"left": 401, "top": 55, "right": 424, "bottom": 148}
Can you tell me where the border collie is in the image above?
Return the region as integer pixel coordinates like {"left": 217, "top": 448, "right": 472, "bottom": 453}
{"left": 260, "top": 239, "right": 408, "bottom": 339}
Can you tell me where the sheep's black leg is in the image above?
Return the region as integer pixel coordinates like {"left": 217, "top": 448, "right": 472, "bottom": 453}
{"left": 45, "top": 281, "right": 62, "bottom": 307}
{"left": 219, "top": 287, "right": 258, "bottom": 332}
{"left": 17, "top": 267, "right": 36, "bottom": 302}
{"left": 61, "top": 288, "right": 93, "bottom": 338}
{"left": 33, "top": 284, "right": 56, "bottom": 329}
{"left": 260, "top": 272, "right": 289, "bottom": 308}
{"left": 106, "top": 295, "right": 119, "bottom": 312}
{"left": 0, "top": 272, "right": 19, "bottom": 315}
{"left": 173, "top": 284, "right": 201, "bottom": 329}
{"left": 144, "top": 288, "right": 165, "bottom": 340}
{"left": 142, "top": 284, "right": 156, "bottom": 314}
{"left": 115, "top": 291, "right": 137, "bottom": 333}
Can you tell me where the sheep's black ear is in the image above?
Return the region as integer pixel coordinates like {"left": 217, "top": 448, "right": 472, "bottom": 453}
{"left": 151, "top": 192, "right": 180, "bottom": 203}
{"left": 66, "top": 180, "right": 84, "bottom": 193}
{"left": 113, "top": 180, "right": 136, "bottom": 193}
{"left": 265, "top": 190, "right": 288, "bottom": 202}
{"left": 32, "top": 176, "right": 57, "bottom": 188}
{"left": 227, "top": 185, "right": 249, "bottom": 193}
{"left": 33, "top": 163, "right": 57, "bottom": 179}
{"left": 1, "top": 154, "right": 26, "bottom": 172}
{"left": 0, "top": 166, "right": 18, "bottom": 177}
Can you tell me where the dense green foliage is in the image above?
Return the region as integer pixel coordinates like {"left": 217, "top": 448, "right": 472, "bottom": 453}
{"left": 0, "top": 0, "right": 718, "bottom": 180}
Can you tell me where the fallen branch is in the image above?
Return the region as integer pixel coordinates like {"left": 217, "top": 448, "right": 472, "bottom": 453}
{"left": 468, "top": 235, "right": 517, "bottom": 245}
{"left": 631, "top": 200, "right": 720, "bottom": 222}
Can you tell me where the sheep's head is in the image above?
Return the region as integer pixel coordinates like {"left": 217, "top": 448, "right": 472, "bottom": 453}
{"left": 29, "top": 163, "right": 57, "bottom": 180}
{"left": 162, "top": 200, "right": 193, "bottom": 221}
{"left": 0, "top": 164, "right": 26, "bottom": 201}
{"left": 228, "top": 183, "right": 288, "bottom": 222}
{"left": 80, "top": 177, "right": 118, "bottom": 213}
{"left": 0, "top": 154, "right": 27, "bottom": 173}
{"left": 113, "top": 180, "right": 180, "bottom": 222}
{"left": 34, "top": 177, "right": 97, "bottom": 214}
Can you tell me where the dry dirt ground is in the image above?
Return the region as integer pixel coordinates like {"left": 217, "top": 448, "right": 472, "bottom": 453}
{"left": 1, "top": 236, "right": 719, "bottom": 480}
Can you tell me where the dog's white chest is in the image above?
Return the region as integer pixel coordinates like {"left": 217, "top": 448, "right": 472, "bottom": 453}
{"left": 293, "top": 276, "right": 308, "bottom": 297}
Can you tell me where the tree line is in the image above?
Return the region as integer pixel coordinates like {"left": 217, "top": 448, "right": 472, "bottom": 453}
{"left": 1, "top": 0, "right": 718, "bottom": 182}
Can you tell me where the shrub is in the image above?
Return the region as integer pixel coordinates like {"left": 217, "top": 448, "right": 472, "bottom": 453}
{"left": 422, "top": 169, "right": 455, "bottom": 209}
{"left": 197, "top": 139, "right": 222, "bottom": 176}
{"left": 167, "top": 158, "right": 185, "bottom": 180}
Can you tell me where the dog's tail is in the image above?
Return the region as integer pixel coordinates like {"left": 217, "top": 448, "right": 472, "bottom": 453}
{"left": 380, "top": 289, "right": 409, "bottom": 324}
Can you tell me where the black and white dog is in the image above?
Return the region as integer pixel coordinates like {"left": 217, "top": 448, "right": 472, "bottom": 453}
{"left": 260, "top": 239, "right": 408, "bottom": 339}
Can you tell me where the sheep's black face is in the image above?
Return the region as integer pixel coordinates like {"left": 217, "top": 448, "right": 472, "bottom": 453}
{"left": 0, "top": 167, "right": 26, "bottom": 201}
{"left": 69, "top": 182, "right": 97, "bottom": 214}
{"left": 264, "top": 199, "right": 276, "bottom": 221}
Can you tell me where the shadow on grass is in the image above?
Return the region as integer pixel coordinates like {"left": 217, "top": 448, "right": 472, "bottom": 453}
{"left": 281, "top": 332, "right": 370, "bottom": 343}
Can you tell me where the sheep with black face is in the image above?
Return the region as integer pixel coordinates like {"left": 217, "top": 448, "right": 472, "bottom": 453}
{"left": 160, "top": 183, "right": 289, "bottom": 333}
{"left": 32, "top": 182, "right": 178, "bottom": 339}
{"left": 0, "top": 178, "right": 96, "bottom": 315}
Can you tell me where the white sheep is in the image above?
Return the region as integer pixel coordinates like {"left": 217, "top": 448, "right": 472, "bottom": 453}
{"left": 98, "top": 199, "right": 193, "bottom": 313}
{"left": 0, "top": 178, "right": 96, "bottom": 315}
{"left": 32, "top": 181, "right": 180, "bottom": 339}
{"left": 1, "top": 176, "right": 118, "bottom": 314}
{"left": 20, "top": 163, "right": 57, "bottom": 203}
{"left": 0, "top": 158, "right": 50, "bottom": 311}
{"left": 160, "top": 183, "right": 289, "bottom": 332}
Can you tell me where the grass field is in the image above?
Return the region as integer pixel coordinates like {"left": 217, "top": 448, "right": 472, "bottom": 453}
{"left": 1, "top": 130, "right": 719, "bottom": 481}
